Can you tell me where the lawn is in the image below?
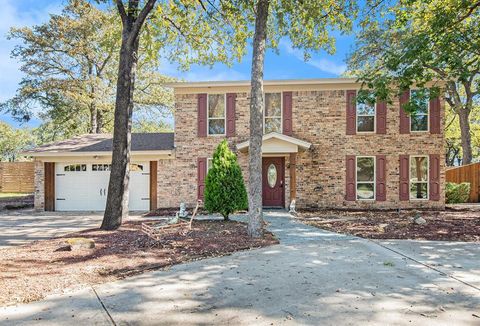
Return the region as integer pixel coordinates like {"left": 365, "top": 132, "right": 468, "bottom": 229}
{"left": 0, "top": 219, "right": 278, "bottom": 307}
{"left": 298, "top": 208, "right": 480, "bottom": 242}
{"left": 0, "top": 193, "right": 31, "bottom": 198}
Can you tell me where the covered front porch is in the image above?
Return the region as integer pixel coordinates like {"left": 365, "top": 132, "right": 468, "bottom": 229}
{"left": 237, "top": 132, "right": 311, "bottom": 210}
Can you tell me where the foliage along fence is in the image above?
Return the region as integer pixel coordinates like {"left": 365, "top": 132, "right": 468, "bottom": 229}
{"left": 0, "top": 162, "right": 35, "bottom": 193}
{"left": 446, "top": 162, "right": 480, "bottom": 203}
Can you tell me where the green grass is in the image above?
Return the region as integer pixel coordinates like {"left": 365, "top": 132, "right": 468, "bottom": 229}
{"left": 383, "top": 261, "right": 395, "bottom": 267}
{"left": 0, "top": 193, "right": 32, "bottom": 198}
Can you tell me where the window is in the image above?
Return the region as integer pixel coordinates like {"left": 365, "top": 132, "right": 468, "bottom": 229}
{"left": 208, "top": 94, "right": 226, "bottom": 135}
{"left": 264, "top": 93, "right": 282, "bottom": 133}
{"left": 357, "top": 101, "right": 375, "bottom": 132}
{"left": 64, "top": 164, "right": 86, "bottom": 172}
{"left": 130, "top": 164, "right": 144, "bottom": 171}
{"left": 410, "top": 156, "right": 428, "bottom": 199}
{"left": 92, "top": 164, "right": 111, "bottom": 171}
{"left": 410, "top": 90, "right": 429, "bottom": 132}
{"left": 356, "top": 156, "right": 375, "bottom": 200}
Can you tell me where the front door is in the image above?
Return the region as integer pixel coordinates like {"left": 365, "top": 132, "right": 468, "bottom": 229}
{"left": 262, "top": 157, "right": 285, "bottom": 207}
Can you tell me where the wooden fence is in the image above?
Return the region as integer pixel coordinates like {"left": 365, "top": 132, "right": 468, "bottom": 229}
{"left": 0, "top": 162, "right": 35, "bottom": 193}
{"left": 446, "top": 162, "right": 480, "bottom": 203}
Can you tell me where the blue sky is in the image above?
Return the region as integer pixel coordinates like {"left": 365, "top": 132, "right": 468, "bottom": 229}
{"left": 0, "top": 0, "right": 355, "bottom": 129}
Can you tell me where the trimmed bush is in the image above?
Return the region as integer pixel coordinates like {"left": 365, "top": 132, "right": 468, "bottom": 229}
{"left": 446, "top": 182, "right": 471, "bottom": 204}
{"left": 204, "top": 140, "right": 248, "bottom": 220}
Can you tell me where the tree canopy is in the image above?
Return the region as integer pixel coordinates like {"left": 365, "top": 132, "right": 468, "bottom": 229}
{"left": 1, "top": 0, "right": 175, "bottom": 139}
{"left": 348, "top": 0, "right": 480, "bottom": 163}
{"left": 0, "top": 122, "right": 35, "bottom": 162}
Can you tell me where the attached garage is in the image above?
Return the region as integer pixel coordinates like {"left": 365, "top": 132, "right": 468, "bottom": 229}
{"left": 55, "top": 162, "right": 150, "bottom": 211}
{"left": 25, "top": 133, "right": 174, "bottom": 212}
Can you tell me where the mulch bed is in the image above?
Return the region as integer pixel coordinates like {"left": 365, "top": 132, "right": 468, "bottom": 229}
{"left": 0, "top": 220, "right": 278, "bottom": 307}
{"left": 298, "top": 209, "right": 480, "bottom": 242}
{"left": 0, "top": 194, "right": 34, "bottom": 210}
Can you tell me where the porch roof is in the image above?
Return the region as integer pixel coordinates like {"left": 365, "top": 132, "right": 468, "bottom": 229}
{"left": 236, "top": 132, "right": 312, "bottom": 154}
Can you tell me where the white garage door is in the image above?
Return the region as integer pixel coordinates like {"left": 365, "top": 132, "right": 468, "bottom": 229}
{"left": 55, "top": 162, "right": 150, "bottom": 211}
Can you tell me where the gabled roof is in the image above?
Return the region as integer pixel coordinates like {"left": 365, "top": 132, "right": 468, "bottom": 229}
{"left": 237, "top": 132, "right": 312, "bottom": 153}
{"left": 24, "top": 133, "right": 174, "bottom": 156}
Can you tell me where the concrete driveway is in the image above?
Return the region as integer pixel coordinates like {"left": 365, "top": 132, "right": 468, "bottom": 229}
{"left": 0, "top": 211, "right": 479, "bottom": 325}
{"left": 0, "top": 209, "right": 145, "bottom": 248}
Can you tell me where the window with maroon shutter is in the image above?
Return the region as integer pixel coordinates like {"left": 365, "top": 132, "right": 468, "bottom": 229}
{"left": 265, "top": 93, "right": 282, "bottom": 133}
{"left": 376, "top": 155, "right": 387, "bottom": 201}
{"left": 376, "top": 101, "right": 387, "bottom": 134}
{"left": 346, "top": 90, "right": 356, "bottom": 135}
{"left": 429, "top": 96, "right": 441, "bottom": 134}
{"left": 429, "top": 154, "right": 440, "bottom": 200}
{"left": 197, "top": 157, "right": 207, "bottom": 200}
{"left": 399, "top": 90, "right": 410, "bottom": 134}
{"left": 410, "top": 156, "right": 429, "bottom": 199}
{"left": 345, "top": 155, "right": 356, "bottom": 201}
{"left": 226, "top": 93, "right": 236, "bottom": 137}
{"left": 282, "top": 91, "right": 293, "bottom": 135}
{"left": 356, "top": 156, "right": 375, "bottom": 200}
{"left": 197, "top": 94, "right": 207, "bottom": 137}
{"left": 399, "top": 155, "right": 410, "bottom": 201}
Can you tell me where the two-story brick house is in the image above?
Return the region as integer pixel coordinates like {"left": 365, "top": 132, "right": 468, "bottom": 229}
{"left": 27, "top": 78, "right": 445, "bottom": 212}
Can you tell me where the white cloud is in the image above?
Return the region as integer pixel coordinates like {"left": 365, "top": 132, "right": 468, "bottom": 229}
{"left": 280, "top": 39, "right": 347, "bottom": 76}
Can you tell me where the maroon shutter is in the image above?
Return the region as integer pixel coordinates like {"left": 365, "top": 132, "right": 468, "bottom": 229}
{"left": 282, "top": 91, "right": 293, "bottom": 135}
{"left": 376, "top": 155, "right": 387, "bottom": 201}
{"left": 376, "top": 101, "right": 387, "bottom": 134}
{"left": 399, "top": 155, "right": 410, "bottom": 201}
{"left": 197, "top": 94, "right": 207, "bottom": 137}
{"left": 197, "top": 157, "right": 207, "bottom": 200}
{"left": 429, "top": 154, "right": 440, "bottom": 200}
{"left": 346, "top": 90, "right": 356, "bottom": 135}
{"left": 429, "top": 95, "right": 441, "bottom": 134}
{"left": 226, "top": 93, "right": 236, "bottom": 137}
{"left": 345, "top": 155, "right": 356, "bottom": 201}
{"left": 399, "top": 90, "right": 410, "bottom": 134}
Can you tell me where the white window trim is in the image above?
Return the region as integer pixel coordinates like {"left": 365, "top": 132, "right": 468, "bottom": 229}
{"left": 409, "top": 89, "right": 430, "bottom": 133}
{"left": 207, "top": 158, "right": 213, "bottom": 171}
{"left": 356, "top": 156, "right": 376, "bottom": 201}
{"left": 263, "top": 92, "right": 283, "bottom": 134}
{"left": 64, "top": 164, "right": 87, "bottom": 172}
{"left": 356, "top": 102, "right": 376, "bottom": 133}
{"left": 207, "top": 93, "right": 227, "bottom": 136}
{"left": 409, "top": 155, "right": 429, "bottom": 200}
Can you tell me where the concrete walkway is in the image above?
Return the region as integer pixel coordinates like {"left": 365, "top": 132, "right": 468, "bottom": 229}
{"left": 0, "top": 209, "right": 145, "bottom": 248}
{"left": 1, "top": 211, "right": 479, "bottom": 325}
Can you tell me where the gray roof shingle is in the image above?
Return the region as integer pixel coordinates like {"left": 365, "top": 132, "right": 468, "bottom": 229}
{"left": 26, "top": 133, "right": 174, "bottom": 154}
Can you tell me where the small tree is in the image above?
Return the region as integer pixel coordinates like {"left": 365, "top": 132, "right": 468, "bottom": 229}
{"left": 204, "top": 140, "right": 247, "bottom": 221}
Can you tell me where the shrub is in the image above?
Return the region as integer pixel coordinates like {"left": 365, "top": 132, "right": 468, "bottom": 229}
{"left": 446, "top": 182, "right": 471, "bottom": 204}
{"left": 204, "top": 140, "right": 248, "bottom": 220}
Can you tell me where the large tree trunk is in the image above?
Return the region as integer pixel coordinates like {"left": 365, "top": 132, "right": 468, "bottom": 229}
{"left": 446, "top": 81, "right": 473, "bottom": 165}
{"left": 89, "top": 102, "right": 98, "bottom": 133}
{"left": 247, "top": 0, "right": 270, "bottom": 238}
{"left": 458, "top": 107, "right": 473, "bottom": 165}
{"left": 101, "top": 17, "right": 139, "bottom": 230}
{"left": 101, "top": 0, "right": 156, "bottom": 230}
{"left": 96, "top": 109, "right": 103, "bottom": 133}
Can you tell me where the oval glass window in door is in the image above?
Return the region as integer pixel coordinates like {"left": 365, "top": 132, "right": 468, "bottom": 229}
{"left": 267, "top": 164, "right": 277, "bottom": 188}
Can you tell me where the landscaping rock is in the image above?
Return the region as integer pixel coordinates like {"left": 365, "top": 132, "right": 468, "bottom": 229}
{"left": 414, "top": 216, "right": 427, "bottom": 225}
{"left": 65, "top": 238, "right": 95, "bottom": 250}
